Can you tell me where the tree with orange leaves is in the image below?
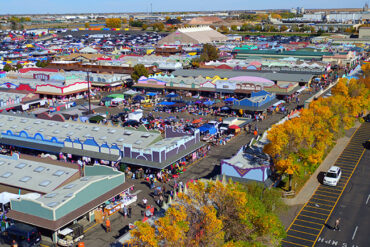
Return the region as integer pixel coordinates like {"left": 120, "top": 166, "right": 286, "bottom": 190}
{"left": 130, "top": 181, "right": 285, "bottom": 247}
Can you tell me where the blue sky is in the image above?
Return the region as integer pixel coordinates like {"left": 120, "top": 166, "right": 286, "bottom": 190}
{"left": 0, "top": 0, "right": 367, "bottom": 14}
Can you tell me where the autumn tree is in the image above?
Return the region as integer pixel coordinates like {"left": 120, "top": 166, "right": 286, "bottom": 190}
{"left": 105, "top": 18, "right": 122, "bottom": 28}
{"left": 84, "top": 23, "right": 90, "bottom": 28}
{"left": 131, "top": 64, "right": 148, "bottom": 82}
{"left": 264, "top": 72, "right": 370, "bottom": 188}
{"left": 130, "top": 181, "right": 286, "bottom": 246}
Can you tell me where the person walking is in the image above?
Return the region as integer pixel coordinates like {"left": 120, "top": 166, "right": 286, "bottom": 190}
{"left": 128, "top": 206, "right": 132, "bottom": 218}
{"left": 334, "top": 218, "right": 340, "bottom": 231}
{"left": 11, "top": 240, "right": 18, "bottom": 247}
{"left": 105, "top": 218, "right": 111, "bottom": 232}
{"left": 122, "top": 205, "right": 128, "bottom": 218}
{"left": 142, "top": 198, "right": 148, "bottom": 208}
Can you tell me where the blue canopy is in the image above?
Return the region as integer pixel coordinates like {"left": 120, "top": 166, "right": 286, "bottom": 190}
{"left": 166, "top": 92, "right": 179, "bottom": 98}
{"left": 224, "top": 98, "right": 236, "bottom": 102}
{"left": 203, "top": 100, "right": 214, "bottom": 106}
{"left": 146, "top": 92, "right": 157, "bottom": 96}
{"left": 133, "top": 95, "right": 145, "bottom": 101}
{"left": 198, "top": 124, "right": 217, "bottom": 135}
{"left": 158, "top": 101, "right": 175, "bottom": 106}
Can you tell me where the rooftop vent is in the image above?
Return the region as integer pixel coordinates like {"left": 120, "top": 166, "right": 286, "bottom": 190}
{"left": 19, "top": 176, "right": 32, "bottom": 183}
{"left": 53, "top": 170, "right": 65, "bottom": 177}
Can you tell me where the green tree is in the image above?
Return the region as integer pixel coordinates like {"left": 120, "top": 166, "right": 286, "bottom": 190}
{"left": 3, "top": 64, "right": 12, "bottom": 72}
{"left": 142, "top": 24, "right": 148, "bottom": 30}
{"left": 199, "top": 44, "right": 219, "bottom": 62}
{"left": 230, "top": 25, "right": 238, "bottom": 31}
{"left": 131, "top": 64, "right": 148, "bottom": 82}
{"left": 280, "top": 25, "right": 288, "bottom": 32}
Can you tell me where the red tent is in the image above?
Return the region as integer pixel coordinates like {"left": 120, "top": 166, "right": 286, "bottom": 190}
{"left": 229, "top": 125, "right": 240, "bottom": 130}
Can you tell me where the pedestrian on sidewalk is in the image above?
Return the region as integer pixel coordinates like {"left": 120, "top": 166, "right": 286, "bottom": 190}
{"left": 334, "top": 218, "right": 340, "bottom": 231}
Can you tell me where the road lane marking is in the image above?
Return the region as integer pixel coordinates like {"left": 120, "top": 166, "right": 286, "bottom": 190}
{"left": 302, "top": 209, "right": 328, "bottom": 216}
{"left": 366, "top": 194, "right": 370, "bottom": 205}
{"left": 352, "top": 226, "right": 358, "bottom": 240}
{"left": 312, "top": 149, "right": 366, "bottom": 246}
{"left": 315, "top": 190, "right": 340, "bottom": 196}
{"left": 299, "top": 214, "right": 326, "bottom": 221}
{"left": 305, "top": 205, "right": 331, "bottom": 212}
{"left": 290, "top": 229, "right": 318, "bottom": 236}
{"left": 293, "top": 223, "right": 322, "bottom": 231}
{"left": 314, "top": 193, "right": 338, "bottom": 199}
{"left": 308, "top": 201, "right": 333, "bottom": 207}
{"left": 281, "top": 239, "right": 310, "bottom": 247}
{"left": 287, "top": 234, "right": 315, "bottom": 242}
{"left": 295, "top": 219, "right": 323, "bottom": 226}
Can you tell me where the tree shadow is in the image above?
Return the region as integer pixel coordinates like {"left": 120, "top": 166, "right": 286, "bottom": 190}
{"left": 317, "top": 172, "right": 326, "bottom": 184}
{"left": 114, "top": 225, "right": 130, "bottom": 239}
{"left": 202, "top": 164, "right": 221, "bottom": 180}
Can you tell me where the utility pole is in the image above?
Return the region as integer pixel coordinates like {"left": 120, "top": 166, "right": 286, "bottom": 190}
{"left": 86, "top": 70, "right": 92, "bottom": 114}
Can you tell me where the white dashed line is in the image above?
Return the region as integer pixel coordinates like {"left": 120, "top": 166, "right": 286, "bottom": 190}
{"left": 352, "top": 226, "right": 358, "bottom": 240}
{"left": 366, "top": 194, "right": 370, "bottom": 205}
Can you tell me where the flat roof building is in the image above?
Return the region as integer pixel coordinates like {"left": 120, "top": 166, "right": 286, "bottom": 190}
{"left": 0, "top": 114, "right": 203, "bottom": 169}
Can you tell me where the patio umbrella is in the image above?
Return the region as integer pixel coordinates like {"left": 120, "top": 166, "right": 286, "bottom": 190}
{"left": 203, "top": 100, "right": 214, "bottom": 106}
{"left": 166, "top": 92, "right": 179, "bottom": 98}
{"left": 192, "top": 119, "right": 202, "bottom": 124}
{"left": 133, "top": 95, "right": 145, "bottom": 101}
{"left": 159, "top": 101, "right": 175, "bottom": 106}
{"left": 229, "top": 125, "right": 240, "bottom": 130}
{"left": 146, "top": 92, "right": 157, "bottom": 96}
{"left": 224, "top": 98, "right": 236, "bottom": 102}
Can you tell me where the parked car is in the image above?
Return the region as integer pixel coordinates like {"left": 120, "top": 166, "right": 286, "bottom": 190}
{"left": 323, "top": 166, "right": 342, "bottom": 186}
{"left": 0, "top": 223, "right": 41, "bottom": 247}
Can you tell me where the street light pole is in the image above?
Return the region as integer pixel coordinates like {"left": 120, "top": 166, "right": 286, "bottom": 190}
{"left": 86, "top": 70, "right": 91, "bottom": 114}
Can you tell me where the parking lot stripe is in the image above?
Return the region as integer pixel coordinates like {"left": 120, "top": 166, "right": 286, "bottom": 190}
{"left": 290, "top": 229, "right": 318, "bottom": 237}
{"left": 312, "top": 148, "right": 366, "bottom": 246}
{"left": 293, "top": 224, "right": 322, "bottom": 231}
{"left": 318, "top": 187, "right": 342, "bottom": 192}
{"left": 308, "top": 201, "right": 333, "bottom": 208}
{"left": 312, "top": 196, "right": 336, "bottom": 203}
{"left": 314, "top": 192, "right": 340, "bottom": 198}
{"left": 295, "top": 219, "right": 323, "bottom": 226}
{"left": 282, "top": 124, "right": 370, "bottom": 247}
{"left": 315, "top": 189, "right": 340, "bottom": 196}
{"left": 299, "top": 214, "right": 326, "bottom": 221}
{"left": 302, "top": 209, "right": 328, "bottom": 216}
{"left": 305, "top": 205, "right": 331, "bottom": 212}
{"left": 281, "top": 239, "right": 310, "bottom": 247}
{"left": 287, "top": 235, "right": 314, "bottom": 242}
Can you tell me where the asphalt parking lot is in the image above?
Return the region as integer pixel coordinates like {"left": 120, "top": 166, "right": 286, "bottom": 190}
{"left": 281, "top": 123, "right": 370, "bottom": 247}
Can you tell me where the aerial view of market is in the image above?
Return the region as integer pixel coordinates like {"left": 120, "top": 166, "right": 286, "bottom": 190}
{"left": 0, "top": 1, "right": 369, "bottom": 247}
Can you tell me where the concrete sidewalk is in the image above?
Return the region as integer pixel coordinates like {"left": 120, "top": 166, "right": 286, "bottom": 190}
{"left": 283, "top": 122, "right": 361, "bottom": 206}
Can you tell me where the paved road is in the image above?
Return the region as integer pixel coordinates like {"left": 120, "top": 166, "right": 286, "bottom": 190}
{"left": 315, "top": 149, "right": 370, "bottom": 247}
{"left": 281, "top": 123, "right": 370, "bottom": 247}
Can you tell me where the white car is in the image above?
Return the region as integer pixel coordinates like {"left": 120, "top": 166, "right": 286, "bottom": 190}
{"left": 323, "top": 166, "right": 342, "bottom": 186}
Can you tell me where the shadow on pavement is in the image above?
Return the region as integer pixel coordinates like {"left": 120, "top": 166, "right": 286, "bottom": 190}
{"left": 202, "top": 164, "right": 221, "bottom": 180}
{"left": 317, "top": 172, "right": 326, "bottom": 184}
